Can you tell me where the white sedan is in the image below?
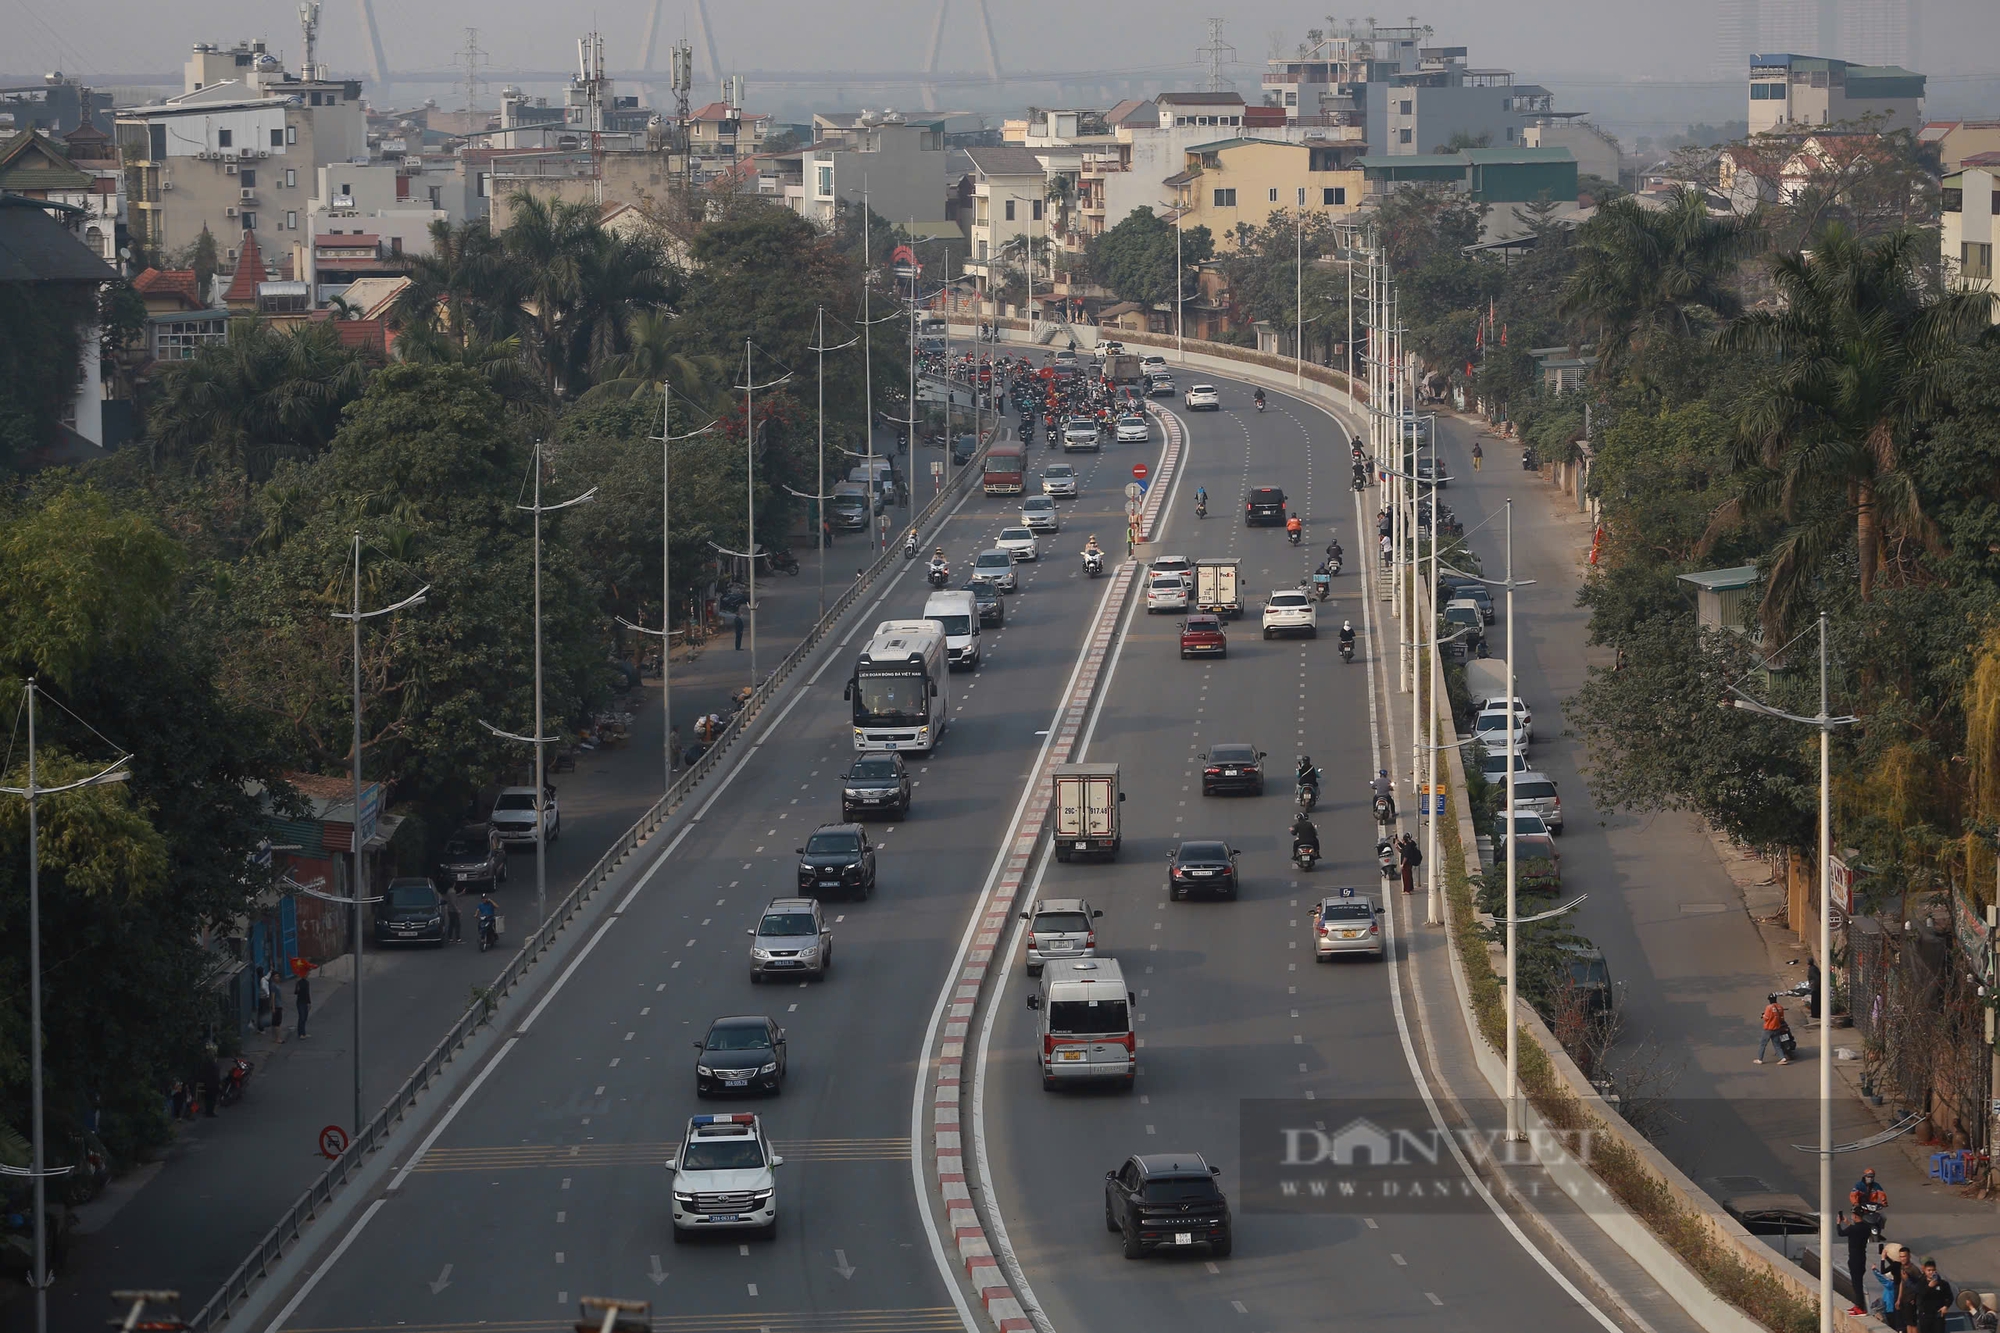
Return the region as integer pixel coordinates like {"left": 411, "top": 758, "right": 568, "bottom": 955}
{"left": 1146, "top": 573, "right": 1189, "bottom": 613}
{"left": 1115, "top": 414, "right": 1150, "bottom": 443}
{"left": 1472, "top": 708, "right": 1529, "bottom": 754}
{"left": 1261, "top": 589, "right": 1317, "bottom": 639}
{"left": 996, "top": 526, "right": 1041, "bottom": 561}
{"left": 1184, "top": 384, "right": 1220, "bottom": 411}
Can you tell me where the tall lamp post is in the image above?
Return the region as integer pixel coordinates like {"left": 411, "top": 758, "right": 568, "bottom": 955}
{"left": 330, "top": 532, "right": 427, "bottom": 1136}
{"left": 737, "top": 340, "right": 794, "bottom": 688}
{"left": 1725, "top": 613, "right": 1856, "bottom": 1333}
{"left": 808, "top": 307, "right": 859, "bottom": 610}
{"left": 483, "top": 442, "right": 596, "bottom": 929}
{"left": 0, "top": 680, "right": 129, "bottom": 1333}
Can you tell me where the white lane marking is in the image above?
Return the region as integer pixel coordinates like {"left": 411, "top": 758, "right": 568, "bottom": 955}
{"left": 260, "top": 1199, "right": 387, "bottom": 1333}
{"left": 1354, "top": 484, "right": 1619, "bottom": 1333}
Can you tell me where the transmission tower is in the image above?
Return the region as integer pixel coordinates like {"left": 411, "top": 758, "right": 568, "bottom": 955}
{"left": 1198, "top": 17, "right": 1236, "bottom": 92}
{"left": 670, "top": 38, "right": 694, "bottom": 196}
{"left": 457, "top": 27, "right": 488, "bottom": 117}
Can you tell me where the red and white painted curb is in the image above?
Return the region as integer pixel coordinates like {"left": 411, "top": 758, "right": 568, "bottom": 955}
{"left": 927, "top": 410, "right": 1184, "bottom": 1332}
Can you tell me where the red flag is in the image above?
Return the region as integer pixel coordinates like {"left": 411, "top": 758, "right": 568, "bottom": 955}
{"left": 1500, "top": 324, "right": 1508, "bottom": 346}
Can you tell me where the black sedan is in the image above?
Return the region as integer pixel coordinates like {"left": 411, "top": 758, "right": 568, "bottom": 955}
{"left": 966, "top": 577, "right": 1005, "bottom": 627}
{"left": 1168, "top": 841, "right": 1240, "bottom": 900}
{"left": 693, "top": 1014, "right": 788, "bottom": 1097}
{"left": 373, "top": 878, "right": 447, "bottom": 946}
{"left": 840, "top": 753, "right": 911, "bottom": 821}
{"left": 1199, "top": 744, "right": 1266, "bottom": 796}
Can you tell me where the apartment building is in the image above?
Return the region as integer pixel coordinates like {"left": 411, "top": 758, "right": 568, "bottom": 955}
{"left": 1166, "top": 139, "right": 1364, "bottom": 246}
{"left": 1747, "top": 53, "right": 1925, "bottom": 134}
{"left": 116, "top": 39, "right": 366, "bottom": 266}
{"left": 783, "top": 111, "right": 954, "bottom": 233}
{"left": 1942, "top": 163, "right": 2000, "bottom": 321}
{"left": 963, "top": 145, "right": 1047, "bottom": 284}
{"left": 1366, "top": 47, "right": 1555, "bottom": 156}
{"left": 1357, "top": 147, "right": 1578, "bottom": 204}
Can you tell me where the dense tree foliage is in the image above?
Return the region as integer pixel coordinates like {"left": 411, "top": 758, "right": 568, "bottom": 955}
{"left": 1087, "top": 207, "right": 1213, "bottom": 313}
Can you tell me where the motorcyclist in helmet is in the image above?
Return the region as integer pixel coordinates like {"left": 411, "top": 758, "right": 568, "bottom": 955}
{"left": 1371, "top": 768, "right": 1396, "bottom": 818}
{"left": 1338, "top": 620, "right": 1356, "bottom": 649}
{"left": 1296, "top": 754, "right": 1318, "bottom": 791}
{"left": 1290, "top": 810, "right": 1320, "bottom": 858}
{"left": 928, "top": 546, "right": 949, "bottom": 576}
{"left": 1286, "top": 513, "right": 1304, "bottom": 538}
{"left": 1083, "top": 534, "right": 1102, "bottom": 558}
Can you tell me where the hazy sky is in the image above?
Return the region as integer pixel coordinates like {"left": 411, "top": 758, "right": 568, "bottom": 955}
{"left": 8, "top": 0, "right": 1998, "bottom": 87}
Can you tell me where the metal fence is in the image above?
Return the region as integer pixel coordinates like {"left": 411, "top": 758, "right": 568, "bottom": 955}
{"left": 189, "top": 431, "right": 993, "bottom": 1332}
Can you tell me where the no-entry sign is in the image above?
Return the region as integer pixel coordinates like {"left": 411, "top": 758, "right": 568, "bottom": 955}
{"left": 1132, "top": 463, "right": 1149, "bottom": 481}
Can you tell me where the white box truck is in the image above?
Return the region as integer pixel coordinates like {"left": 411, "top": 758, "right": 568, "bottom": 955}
{"left": 1051, "top": 762, "right": 1122, "bottom": 861}
{"left": 1194, "top": 557, "right": 1243, "bottom": 618}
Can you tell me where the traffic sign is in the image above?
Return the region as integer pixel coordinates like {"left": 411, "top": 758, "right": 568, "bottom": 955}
{"left": 318, "top": 1124, "right": 349, "bottom": 1159}
{"left": 1124, "top": 497, "right": 1145, "bottom": 518}
{"left": 1123, "top": 482, "right": 1144, "bottom": 500}
{"left": 1132, "top": 463, "right": 1149, "bottom": 481}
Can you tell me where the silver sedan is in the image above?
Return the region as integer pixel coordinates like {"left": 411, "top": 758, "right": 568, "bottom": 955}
{"left": 1311, "top": 895, "right": 1383, "bottom": 960}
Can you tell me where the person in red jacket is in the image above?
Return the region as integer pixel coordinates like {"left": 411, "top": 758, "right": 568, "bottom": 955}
{"left": 1757, "top": 996, "right": 1791, "bottom": 1064}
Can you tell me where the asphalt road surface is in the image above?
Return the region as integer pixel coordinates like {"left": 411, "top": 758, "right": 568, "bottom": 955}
{"left": 268, "top": 417, "right": 1161, "bottom": 1333}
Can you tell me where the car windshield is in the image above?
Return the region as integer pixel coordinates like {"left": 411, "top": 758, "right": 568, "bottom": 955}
{"left": 1568, "top": 956, "right": 1610, "bottom": 986}
{"left": 494, "top": 792, "right": 536, "bottom": 810}
{"left": 1178, "top": 842, "right": 1229, "bottom": 863}
{"left": 680, "top": 1138, "right": 767, "bottom": 1171}
{"left": 1185, "top": 618, "right": 1220, "bottom": 633}
{"left": 1033, "top": 911, "right": 1091, "bottom": 933}
{"left": 386, "top": 884, "right": 435, "bottom": 909}
{"left": 1515, "top": 781, "right": 1557, "bottom": 800}
{"left": 1143, "top": 1178, "right": 1220, "bottom": 1203}
{"left": 759, "top": 912, "right": 817, "bottom": 937}
{"left": 1271, "top": 594, "right": 1307, "bottom": 606}
{"left": 1001, "top": 528, "right": 1034, "bottom": 542}
{"left": 1120, "top": 416, "right": 1143, "bottom": 426}
{"left": 1046, "top": 466, "right": 1074, "bottom": 477}
{"left": 1192, "top": 385, "right": 1216, "bottom": 393}
{"left": 1025, "top": 496, "right": 1054, "bottom": 508}
{"left": 443, "top": 833, "right": 483, "bottom": 856}
{"left": 1499, "top": 815, "right": 1546, "bottom": 833}
{"left": 851, "top": 757, "right": 899, "bottom": 779}
{"left": 705, "top": 1024, "right": 772, "bottom": 1052}
{"left": 1046, "top": 998, "right": 1129, "bottom": 1035}
{"left": 1210, "top": 746, "right": 1257, "bottom": 763}
{"left": 1474, "top": 714, "right": 1513, "bottom": 732}
{"left": 853, "top": 672, "right": 928, "bottom": 724}
{"left": 1321, "top": 902, "right": 1372, "bottom": 921}
{"left": 806, "top": 832, "right": 861, "bottom": 855}
{"left": 976, "top": 552, "right": 1010, "bottom": 568}
{"left": 1151, "top": 577, "right": 1184, "bottom": 590}
{"left": 932, "top": 614, "right": 971, "bottom": 635}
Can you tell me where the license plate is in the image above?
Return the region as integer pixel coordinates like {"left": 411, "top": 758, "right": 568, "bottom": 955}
{"left": 1058, "top": 1049, "right": 1085, "bottom": 1061}
{"left": 1075, "top": 841, "right": 1088, "bottom": 850}
{"left": 1341, "top": 930, "right": 1363, "bottom": 939}
{"left": 820, "top": 879, "right": 841, "bottom": 886}
{"left": 1223, "top": 769, "right": 1239, "bottom": 776}
{"left": 1174, "top": 1232, "right": 1194, "bottom": 1245}
{"left": 710, "top": 1214, "right": 740, "bottom": 1223}
{"left": 1192, "top": 870, "right": 1213, "bottom": 877}
{"left": 725, "top": 1079, "right": 748, "bottom": 1087}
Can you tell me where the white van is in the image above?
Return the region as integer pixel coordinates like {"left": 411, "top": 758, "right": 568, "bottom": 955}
{"left": 849, "top": 458, "right": 897, "bottom": 504}
{"left": 923, "top": 589, "right": 981, "bottom": 670}
{"left": 1025, "top": 957, "right": 1135, "bottom": 1091}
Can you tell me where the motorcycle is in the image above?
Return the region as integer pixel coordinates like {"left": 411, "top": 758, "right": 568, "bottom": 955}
{"left": 1376, "top": 838, "right": 1399, "bottom": 881}
{"left": 478, "top": 912, "right": 501, "bottom": 952}
{"left": 1292, "top": 839, "right": 1319, "bottom": 871}
{"left": 1083, "top": 551, "right": 1104, "bottom": 579}
{"left": 1310, "top": 571, "right": 1332, "bottom": 601}
{"left": 219, "top": 1056, "right": 254, "bottom": 1107}
{"left": 1295, "top": 770, "right": 1320, "bottom": 813}
{"left": 1326, "top": 549, "right": 1343, "bottom": 574}
{"left": 767, "top": 547, "right": 800, "bottom": 576}
{"left": 1287, "top": 527, "right": 1303, "bottom": 547}
{"left": 1352, "top": 472, "right": 1369, "bottom": 492}
{"left": 1195, "top": 497, "right": 1208, "bottom": 520}
{"left": 927, "top": 563, "right": 951, "bottom": 588}
{"left": 1339, "top": 638, "right": 1355, "bottom": 664}
{"left": 904, "top": 534, "right": 919, "bottom": 560}
{"left": 1372, "top": 793, "right": 1396, "bottom": 826}
{"left": 1255, "top": 398, "right": 1267, "bottom": 413}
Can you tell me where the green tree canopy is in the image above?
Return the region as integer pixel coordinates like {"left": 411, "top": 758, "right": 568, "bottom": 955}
{"left": 1088, "top": 207, "right": 1213, "bottom": 312}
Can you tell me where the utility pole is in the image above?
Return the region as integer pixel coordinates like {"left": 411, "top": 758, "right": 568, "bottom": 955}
{"left": 331, "top": 532, "right": 426, "bottom": 1136}
{"left": 737, "top": 343, "right": 794, "bottom": 686}
{"left": 1, "top": 683, "right": 131, "bottom": 1333}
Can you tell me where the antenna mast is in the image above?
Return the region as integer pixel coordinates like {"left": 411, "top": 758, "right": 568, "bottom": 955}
{"left": 1199, "top": 18, "right": 1237, "bottom": 92}
{"left": 298, "top": 2, "right": 322, "bottom": 79}
{"left": 457, "top": 27, "right": 488, "bottom": 117}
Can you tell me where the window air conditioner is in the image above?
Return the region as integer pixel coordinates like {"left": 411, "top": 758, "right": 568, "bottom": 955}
{"left": 240, "top": 188, "right": 255, "bottom": 201}
{"left": 161, "top": 180, "right": 174, "bottom": 190}
{"left": 226, "top": 164, "right": 238, "bottom": 175}
{"left": 225, "top": 206, "right": 238, "bottom": 217}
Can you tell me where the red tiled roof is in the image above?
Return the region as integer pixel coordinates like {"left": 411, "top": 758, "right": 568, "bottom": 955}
{"left": 1961, "top": 151, "right": 2000, "bottom": 168}
{"left": 133, "top": 266, "right": 205, "bottom": 307}
{"left": 690, "top": 101, "right": 769, "bottom": 123}
{"left": 221, "top": 229, "right": 264, "bottom": 304}
{"left": 315, "top": 232, "right": 380, "bottom": 249}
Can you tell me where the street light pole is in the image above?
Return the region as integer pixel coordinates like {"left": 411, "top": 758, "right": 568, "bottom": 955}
{"left": 330, "top": 532, "right": 426, "bottom": 1137}
{"left": 1505, "top": 500, "right": 1519, "bottom": 1138}
{"left": 0, "top": 681, "right": 129, "bottom": 1333}
{"left": 1294, "top": 200, "right": 1303, "bottom": 390}
{"left": 1176, "top": 214, "right": 1184, "bottom": 363}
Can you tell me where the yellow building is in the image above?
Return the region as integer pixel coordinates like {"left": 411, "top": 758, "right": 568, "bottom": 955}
{"left": 1167, "top": 138, "right": 1364, "bottom": 247}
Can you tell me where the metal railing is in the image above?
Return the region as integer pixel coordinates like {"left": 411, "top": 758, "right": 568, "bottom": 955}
{"left": 189, "top": 431, "right": 994, "bottom": 1331}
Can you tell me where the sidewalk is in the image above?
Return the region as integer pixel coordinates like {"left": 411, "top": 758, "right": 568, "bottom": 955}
{"left": 1430, "top": 413, "right": 1997, "bottom": 1304}
{"left": 2, "top": 569, "right": 835, "bottom": 1333}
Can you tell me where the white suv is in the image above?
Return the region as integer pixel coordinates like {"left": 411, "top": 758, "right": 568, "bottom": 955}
{"left": 489, "top": 786, "right": 559, "bottom": 845}
{"left": 1184, "top": 384, "right": 1220, "bottom": 411}
{"left": 668, "top": 1113, "right": 782, "bottom": 1241}
{"left": 1261, "top": 589, "right": 1317, "bottom": 639}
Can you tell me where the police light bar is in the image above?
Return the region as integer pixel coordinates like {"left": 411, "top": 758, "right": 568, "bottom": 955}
{"left": 690, "top": 1114, "right": 758, "bottom": 1126}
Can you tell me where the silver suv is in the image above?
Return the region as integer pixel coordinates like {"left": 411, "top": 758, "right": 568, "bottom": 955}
{"left": 1511, "top": 770, "right": 1564, "bottom": 834}
{"left": 747, "top": 897, "right": 833, "bottom": 983}
{"left": 1019, "top": 897, "right": 1101, "bottom": 975}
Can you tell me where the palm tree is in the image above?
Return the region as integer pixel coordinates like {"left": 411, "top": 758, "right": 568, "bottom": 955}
{"left": 396, "top": 218, "right": 519, "bottom": 345}
{"left": 579, "top": 309, "right": 724, "bottom": 411}
{"left": 1706, "top": 224, "right": 1994, "bottom": 629}
{"left": 1559, "top": 189, "right": 1763, "bottom": 368}
{"left": 394, "top": 327, "right": 543, "bottom": 407}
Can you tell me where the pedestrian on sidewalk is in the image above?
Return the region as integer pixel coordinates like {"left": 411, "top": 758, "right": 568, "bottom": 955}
{"left": 668, "top": 726, "right": 682, "bottom": 772}
{"left": 445, "top": 892, "right": 462, "bottom": 944}
{"left": 1756, "top": 994, "right": 1791, "bottom": 1063}
{"left": 295, "top": 970, "right": 312, "bottom": 1039}
{"left": 733, "top": 608, "right": 746, "bottom": 650}
{"left": 256, "top": 967, "right": 273, "bottom": 1031}
{"left": 1838, "top": 1211, "right": 1873, "bottom": 1300}
{"left": 1895, "top": 1255, "right": 1925, "bottom": 1333}
{"left": 1917, "top": 1260, "right": 1953, "bottom": 1333}
{"left": 1397, "top": 833, "right": 1422, "bottom": 895}
{"left": 268, "top": 967, "right": 285, "bottom": 1043}
{"left": 1379, "top": 534, "right": 1393, "bottom": 566}
{"left": 1958, "top": 1292, "right": 1996, "bottom": 1332}
{"left": 1472, "top": 441, "right": 1483, "bottom": 471}
{"left": 1807, "top": 956, "right": 1822, "bottom": 1019}
{"left": 1876, "top": 1246, "right": 1908, "bottom": 1325}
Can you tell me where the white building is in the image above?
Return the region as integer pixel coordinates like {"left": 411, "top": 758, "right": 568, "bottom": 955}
{"left": 785, "top": 111, "right": 954, "bottom": 234}
{"left": 1747, "top": 53, "right": 1925, "bottom": 135}
{"left": 1943, "top": 163, "right": 1999, "bottom": 321}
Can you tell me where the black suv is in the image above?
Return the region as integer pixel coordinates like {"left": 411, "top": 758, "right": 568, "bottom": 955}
{"left": 437, "top": 823, "right": 506, "bottom": 891}
{"left": 840, "top": 754, "right": 911, "bottom": 821}
{"left": 373, "top": 878, "right": 447, "bottom": 947}
{"left": 1245, "top": 487, "right": 1287, "bottom": 526}
{"left": 1104, "top": 1153, "right": 1233, "bottom": 1259}
{"left": 965, "top": 577, "right": 1005, "bottom": 627}
{"left": 693, "top": 1014, "right": 787, "bottom": 1097}
{"left": 796, "top": 823, "right": 877, "bottom": 900}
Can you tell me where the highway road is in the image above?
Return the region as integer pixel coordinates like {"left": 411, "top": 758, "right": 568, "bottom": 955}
{"left": 974, "top": 382, "right": 1620, "bottom": 1333}
{"left": 265, "top": 416, "right": 1162, "bottom": 1333}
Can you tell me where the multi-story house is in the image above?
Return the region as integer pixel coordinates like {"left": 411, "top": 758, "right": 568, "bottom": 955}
{"left": 781, "top": 111, "right": 954, "bottom": 234}
{"left": 1166, "top": 138, "right": 1365, "bottom": 246}
{"left": 116, "top": 39, "right": 366, "bottom": 268}
{"left": 1942, "top": 162, "right": 1999, "bottom": 321}
{"left": 1747, "top": 53, "right": 1925, "bottom": 134}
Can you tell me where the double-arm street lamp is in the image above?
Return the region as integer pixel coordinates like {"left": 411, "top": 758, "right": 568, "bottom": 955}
{"left": 330, "top": 533, "right": 427, "bottom": 1137}
{"left": 483, "top": 443, "right": 596, "bottom": 930}
{"left": 1724, "top": 613, "right": 1857, "bottom": 1333}
{"left": 0, "top": 680, "right": 129, "bottom": 1333}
